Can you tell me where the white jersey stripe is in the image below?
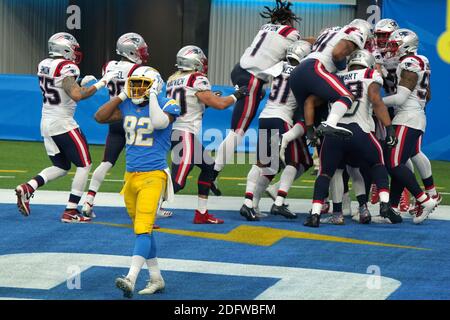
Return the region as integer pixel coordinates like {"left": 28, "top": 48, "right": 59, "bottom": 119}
{"left": 316, "top": 62, "right": 350, "bottom": 96}
{"left": 393, "top": 126, "right": 407, "bottom": 167}
{"left": 369, "top": 132, "right": 385, "bottom": 165}
{"left": 177, "top": 132, "right": 192, "bottom": 186}
{"left": 69, "top": 129, "right": 89, "bottom": 167}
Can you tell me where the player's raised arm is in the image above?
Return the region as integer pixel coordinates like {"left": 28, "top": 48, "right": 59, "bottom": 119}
{"left": 94, "top": 95, "right": 124, "bottom": 123}
{"left": 196, "top": 86, "right": 248, "bottom": 110}
{"left": 63, "top": 70, "right": 119, "bottom": 102}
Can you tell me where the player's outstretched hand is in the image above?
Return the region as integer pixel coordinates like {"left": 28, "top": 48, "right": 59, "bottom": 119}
{"left": 98, "top": 71, "right": 120, "bottom": 88}
{"left": 306, "top": 125, "right": 320, "bottom": 147}
{"left": 232, "top": 85, "right": 249, "bottom": 100}
{"left": 80, "top": 75, "right": 97, "bottom": 87}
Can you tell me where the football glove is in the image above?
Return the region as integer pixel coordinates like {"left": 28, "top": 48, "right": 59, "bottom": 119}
{"left": 94, "top": 70, "right": 119, "bottom": 90}
{"left": 232, "top": 85, "right": 249, "bottom": 100}
{"left": 385, "top": 125, "right": 398, "bottom": 148}
{"left": 80, "top": 75, "right": 97, "bottom": 87}
{"left": 306, "top": 125, "right": 320, "bottom": 147}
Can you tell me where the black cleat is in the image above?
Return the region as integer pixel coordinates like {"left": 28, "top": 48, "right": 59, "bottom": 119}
{"left": 316, "top": 122, "right": 353, "bottom": 139}
{"left": 304, "top": 213, "right": 320, "bottom": 228}
{"left": 210, "top": 180, "right": 222, "bottom": 196}
{"left": 380, "top": 202, "right": 403, "bottom": 224}
{"left": 240, "top": 205, "right": 260, "bottom": 221}
{"left": 270, "top": 204, "right": 298, "bottom": 219}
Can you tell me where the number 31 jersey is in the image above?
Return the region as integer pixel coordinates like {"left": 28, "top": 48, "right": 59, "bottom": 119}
{"left": 337, "top": 68, "right": 384, "bottom": 133}
{"left": 166, "top": 71, "right": 211, "bottom": 135}
{"left": 260, "top": 62, "right": 297, "bottom": 125}
{"left": 37, "top": 58, "right": 81, "bottom": 137}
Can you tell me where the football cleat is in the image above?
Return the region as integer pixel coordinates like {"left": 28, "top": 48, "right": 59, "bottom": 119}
{"left": 320, "top": 212, "right": 345, "bottom": 225}
{"left": 432, "top": 192, "right": 442, "bottom": 206}
{"left": 193, "top": 210, "right": 224, "bottom": 224}
{"left": 413, "top": 196, "right": 437, "bottom": 224}
{"left": 399, "top": 189, "right": 410, "bottom": 213}
{"left": 138, "top": 277, "right": 165, "bottom": 295}
{"left": 304, "top": 212, "right": 320, "bottom": 228}
{"left": 115, "top": 276, "right": 134, "bottom": 299}
{"left": 316, "top": 122, "right": 353, "bottom": 139}
{"left": 81, "top": 201, "right": 96, "bottom": 218}
{"left": 370, "top": 184, "right": 379, "bottom": 204}
{"left": 157, "top": 208, "right": 173, "bottom": 218}
{"left": 358, "top": 204, "right": 372, "bottom": 224}
{"left": 15, "top": 183, "right": 34, "bottom": 217}
{"left": 379, "top": 202, "right": 403, "bottom": 224}
{"left": 61, "top": 209, "right": 92, "bottom": 223}
{"left": 239, "top": 205, "right": 260, "bottom": 221}
{"left": 270, "top": 204, "right": 298, "bottom": 219}
{"left": 254, "top": 206, "right": 269, "bottom": 218}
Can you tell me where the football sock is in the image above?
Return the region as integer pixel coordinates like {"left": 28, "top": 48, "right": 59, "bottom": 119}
{"left": 244, "top": 165, "right": 261, "bottom": 207}
{"left": 128, "top": 234, "right": 152, "bottom": 285}
{"left": 214, "top": 130, "right": 242, "bottom": 172}
{"left": 275, "top": 165, "right": 297, "bottom": 206}
{"left": 412, "top": 152, "right": 433, "bottom": 180}
{"left": 325, "top": 98, "right": 352, "bottom": 126}
{"left": 88, "top": 161, "right": 113, "bottom": 194}
{"left": 67, "top": 165, "right": 91, "bottom": 210}
{"left": 198, "top": 196, "right": 208, "bottom": 214}
{"left": 330, "top": 169, "right": 344, "bottom": 205}
{"left": 253, "top": 175, "right": 271, "bottom": 209}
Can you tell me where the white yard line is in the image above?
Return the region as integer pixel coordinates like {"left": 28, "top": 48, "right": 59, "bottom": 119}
{"left": 0, "top": 189, "right": 449, "bottom": 221}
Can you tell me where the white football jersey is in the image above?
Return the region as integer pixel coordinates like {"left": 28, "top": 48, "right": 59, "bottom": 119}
{"left": 380, "top": 55, "right": 400, "bottom": 95}
{"left": 260, "top": 62, "right": 297, "bottom": 125}
{"left": 308, "top": 26, "right": 366, "bottom": 73}
{"left": 102, "top": 60, "right": 140, "bottom": 98}
{"left": 337, "top": 68, "right": 384, "bottom": 133}
{"left": 38, "top": 58, "right": 80, "bottom": 137}
{"left": 240, "top": 24, "right": 300, "bottom": 82}
{"left": 392, "top": 55, "right": 430, "bottom": 132}
{"left": 166, "top": 71, "right": 211, "bottom": 135}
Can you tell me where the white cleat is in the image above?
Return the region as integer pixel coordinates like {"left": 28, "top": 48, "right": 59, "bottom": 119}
{"left": 413, "top": 197, "right": 437, "bottom": 224}
{"left": 81, "top": 201, "right": 96, "bottom": 218}
{"left": 115, "top": 276, "right": 134, "bottom": 299}
{"left": 157, "top": 208, "right": 173, "bottom": 218}
{"left": 138, "top": 278, "right": 165, "bottom": 295}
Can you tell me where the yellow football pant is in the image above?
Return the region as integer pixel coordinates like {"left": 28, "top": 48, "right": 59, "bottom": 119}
{"left": 121, "top": 170, "right": 167, "bottom": 235}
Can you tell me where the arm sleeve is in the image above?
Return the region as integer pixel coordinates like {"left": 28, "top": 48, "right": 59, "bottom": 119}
{"left": 382, "top": 86, "right": 412, "bottom": 107}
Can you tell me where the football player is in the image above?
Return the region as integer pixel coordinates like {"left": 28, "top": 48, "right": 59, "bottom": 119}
{"left": 298, "top": 49, "right": 403, "bottom": 227}
{"left": 289, "top": 19, "right": 372, "bottom": 141}
{"left": 15, "top": 32, "right": 117, "bottom": 223}
{"left": 382, "top": 29, "right": 439, "bottom": 223}
{"left": 212, "top": 0, "right": 303, "bottom": 183}
{"left": 240, "top": 40, "right": 313, "bottom": 221}
{"left": 82, "top": 33, "right": 148, "bottom": 218}
{"left": 166, "top": 46, "right": 247, "bottom": 224}
{"left": 95, "top": 67, "right": 180, "bottom": 298}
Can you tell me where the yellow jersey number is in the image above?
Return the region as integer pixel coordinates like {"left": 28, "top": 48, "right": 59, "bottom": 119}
{"left": 123, "top": 116, "right": 154, "bottom": 147}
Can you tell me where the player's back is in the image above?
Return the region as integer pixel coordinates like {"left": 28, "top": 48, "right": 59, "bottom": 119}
{"left": 103, "top": 60, "right": 140, "bottom": 98}
{"left": 260, "top": 62, "right": 297, "bottom": 125}
{"left": 37, "top": 58, "right": 80, "bottom": 136}
{"left": 240, "top": 24, "right": 300, "bottom": 81}
{"left": 166, "top": 71, "right": 211, "bottom": 135}
{"left": 337, "top": 68, "right": 384, "bottom": 133}
{"left": 309, "top": 26, "right": 365, "bottom": 73}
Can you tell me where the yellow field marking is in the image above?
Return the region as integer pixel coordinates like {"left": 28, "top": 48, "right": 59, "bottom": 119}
{"left": 92, "top": 222, "right": 429, "bottom": 250}
{"left": 0, "top": 170, "right": 27, "bottom": 173}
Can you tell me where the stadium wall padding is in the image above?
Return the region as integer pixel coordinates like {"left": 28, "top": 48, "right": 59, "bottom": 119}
{"left": 0, "top": 74, "right": 268, "bottom": 153}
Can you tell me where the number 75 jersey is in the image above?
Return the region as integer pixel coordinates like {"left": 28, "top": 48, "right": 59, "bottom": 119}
{"left": 38, "top": 58, "right": 81, "bottom": 137}
{"left": 337, "top": 68, "right": 384, "bottom": 133}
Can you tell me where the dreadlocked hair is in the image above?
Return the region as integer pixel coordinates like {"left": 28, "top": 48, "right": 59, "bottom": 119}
{"left": 260, "top": 0, "right": 300, "bottom": 25}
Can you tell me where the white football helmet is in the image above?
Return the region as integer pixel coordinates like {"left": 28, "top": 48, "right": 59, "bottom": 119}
{"left": 374, "top": 19, "right": 399, "bottom": 51}
{"left": 348, "top": 19, "right": 372, "bottom": 48}
{"left": 286, "top": 40, "right": 312, "bottom": 65}
{"left": 116, "top": 33, "right": 149, "bottom": 64}
{"left": 348, "top": 49, "right": 376, "bottom": 69}
{"left": 127, "top": 66, "right": 163, "bottom": 105}
{"left": 176, "top": 45, "right": 208, "bottom": 74}
{"left": 48, "top": 32, "right": 82, "bottom": 64}
{"left": 386, "top": 28, "right": 419, "bottom": 58}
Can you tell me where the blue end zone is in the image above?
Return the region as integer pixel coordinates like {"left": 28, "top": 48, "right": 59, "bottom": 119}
{"left": 1, "top": 203, "right": 450, "bottom": 300}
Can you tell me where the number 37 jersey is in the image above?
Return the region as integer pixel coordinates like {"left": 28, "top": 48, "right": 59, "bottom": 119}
{"left": 337, "top": 68, "right": 384, "bottom": 133}
{"left": 37, "top": 58, "right": 81, "bottom": 137}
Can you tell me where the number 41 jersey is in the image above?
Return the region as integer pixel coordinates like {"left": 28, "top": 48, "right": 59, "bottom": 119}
{"left": 38, "top": 58, "right": 81, "bottom": 137}
{"left": 337, "top": 68, "right": 384, "bottom": 133}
